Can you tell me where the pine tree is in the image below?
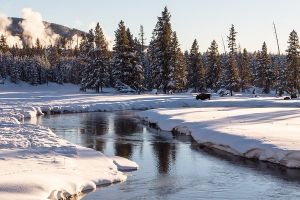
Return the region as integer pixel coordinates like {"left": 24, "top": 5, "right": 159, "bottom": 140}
{"left": 112, "top": 20, "right": 131, "bottom": 86}
{"left": 92, "top": 22, "right": 110, "bottom": 93}
{"left": 225, "top": 24, "right": 240, "bottom": 95}
{"left": 54, "top": 61, "right": 64, "bottom": 84}
{"left": 272, "top": 55, "right": 286, "bottom": 95}
{"left": 80, "top": 29, "right": 95, "bottom": 91}
{"left": 257, "top": 42, "right": 272, "bottom": 93}
{"left": 0, "top": 35, "right": 9, "bottom": 53}
{"left": 30, "top": 57, "right": 39, "bottom": 85}
{"left": 207, "top": 40, "right": 221, "bottom": 91}
{"left": 131, "top": 38, "right": 145, "bottom": 93}
{"left": 149, "top": 7, "right": 173, "bottom": 93}
{"left": 10, "top": 57, "right": 21, "bottom": 83}
{"left": 170, "top": 32, "right": 187, "bottom": 92}
{"left": 188, "top": 39, "right": 206, "bottom": 92}
{"left": 35, "top": 38, "right": 43, "bottom": 56}
{"left": 228, "top": 25, "right": 237, "bottom": 53}
{"left": 145, "top": 34, "right": 158, "bottom": 90}
{"left": 286, "top": 30, "right": 300, "bottom": 95}
{"left": 240, "top": 48, "right": 252, "bottom": 92}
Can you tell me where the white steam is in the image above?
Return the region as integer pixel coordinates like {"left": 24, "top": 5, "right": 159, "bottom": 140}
{"left": 20, "top": 8, "right": 59, "bottom": 47}
{"left": 68, "top": 34, "right": 83, "bottom": 49}
{"left": 0, "top": 14, "right": 23, "bottom": 47}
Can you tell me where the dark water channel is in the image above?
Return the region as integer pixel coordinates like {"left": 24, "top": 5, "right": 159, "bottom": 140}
{"left": 35, "top": 111, "right": 300, "bottom": 200}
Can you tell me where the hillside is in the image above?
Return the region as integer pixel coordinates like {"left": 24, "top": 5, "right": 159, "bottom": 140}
{"left": 8, "top": 17, "right": 85, "bottom": 40}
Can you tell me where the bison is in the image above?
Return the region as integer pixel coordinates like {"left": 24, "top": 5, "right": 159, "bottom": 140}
{"left": 196, "top": 93, "right": 211, "bottom": 100}
{"left": 291, "top": 94, "right": 297, "bottom": 99}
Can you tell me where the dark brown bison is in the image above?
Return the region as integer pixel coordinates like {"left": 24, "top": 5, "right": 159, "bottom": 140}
{"left": 291, "top": 94, "right": 297, "bottom": 99}
{"left": 196, "top": 93, "right": 211, "bottom": 100}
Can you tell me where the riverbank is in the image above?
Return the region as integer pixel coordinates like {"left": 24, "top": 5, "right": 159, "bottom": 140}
{"left": 137, "top": 107, "right": 300, "bottom": 168}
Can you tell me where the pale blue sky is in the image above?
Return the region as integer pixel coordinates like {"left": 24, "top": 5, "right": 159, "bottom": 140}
{"left": 0, "top": 0, "right": 299, "bottom": 53}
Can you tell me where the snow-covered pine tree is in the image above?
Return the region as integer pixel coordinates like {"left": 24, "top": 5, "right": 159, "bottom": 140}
{"left": 225, "top": 24, "right": 240, "bottom": 96}
{"left": 54, "top": 62, "right": 64, "bottom": 84}
{"left": 10, "top": 57, "right": 21, "bottom": 83}
{"left": 218, "top": 53, "right": 229, "bottom": 89}
{"left": 149, "top": 7, "right": 173, "bottom": 93}
{"left": 130, "top": 37, "right": 145, "bottom": 93}
{"left": 127, "top": 28, "right": 144, "bottom": 92}
{"left": 91, "top": 22, "right": 110, "bottom": 93}
{"left": 46, "top": 45, "right": 59, "bottom": 67}
{"left": 249, "top": 51, "right": 258, "bottom": 86}
{"left": 80, "top": 30, "right": 95, "bottom": 91}
{"left": 30, "top": 57, "right": 39, "bottom": 85}
{"left": 272, "top": 55, "right": 286, "bottom": 95}
{"left": 146, "top": 33, "right": 160, "bottom": 90}
{"left": 170, "top": 32, "right": 187, "bottom": 92}
{"left": 188, "top": 39, "right": 206, "bottom": 92}
{"left": 286, "top": 30, "right": 300, "bottom": 95}
{"left": 207, "top": 40, "right": 221, "bottom": 91}
{"left": 112, "top": 21, "right": 132, "bottom": 87}
{"left": 240, "top": 48, "right": 252, "bottom": 92}
{"left": 257, "top": 42, "right": 272, "bottom": 93}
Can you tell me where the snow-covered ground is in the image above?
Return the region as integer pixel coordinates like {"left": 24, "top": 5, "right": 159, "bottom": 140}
{"left": 138, "top": 107, "right": 300, "bottom": 168}
{"left": 1, "top": 82, "right": 300, "bottom": 198}
{"left": 0, "top": 83, "right": 141, "bottom": 200}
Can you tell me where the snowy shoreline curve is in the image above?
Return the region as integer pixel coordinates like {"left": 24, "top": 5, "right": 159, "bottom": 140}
{"left": 137, "top": 107, "right": 300, "bottom": 168}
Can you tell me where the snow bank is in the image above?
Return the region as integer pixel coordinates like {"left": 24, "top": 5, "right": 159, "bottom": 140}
{"left": 109, "top": 156, "right": 139, "bottom": 171}
{"left": 0, "top": 114, "right": 134, "bottom": 200}
{"left": 138, "top": 107, "right": 300, "bottom": 168}
{"left": 0, "top": 83, "right": 141, "bottom": 199}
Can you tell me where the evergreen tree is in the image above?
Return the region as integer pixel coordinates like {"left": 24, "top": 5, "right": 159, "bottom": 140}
{"left": 80, "top": 29, "right": 95, "bottom": 91}
{"left": 112, "top": 20, "right": 132, "bottom": 86}
{"left": 207, "top": 40, "right": 221, "bottom": 91}
{"left": 272, "top": 55, "right": 286, "bottom": 95}
{"left": 145, "top": 33, "right": 158, "bottom": 90}
{"left": 54, "top": 62, "right": 64, "bottom": 84}
{"left": 10, "top": 57, "right": 21, "bottom": 83}
{"left": 257, "top": 42, "right": 272, "bottom": 93}
{"left": 170, "top": 32, "right": 187, "bottom": 91}
{"left": 188, "top": 39, "right": 206, "bottom": 92}
{"left": 286, "top": 30, "right": 300, "bottom": 95}
{"left": 131, "top": 38, "right": 145, "bottom": 93}
{"left": 92, "top": 22, "right": 110, "bottom": 92}
{"left": 240, "top": 48, "right": 252, "bottom": 92}
{"left": 225, "top": 24, "right": 240, "bottom": 95}
{"left": 30, "top": 58, "right": 39, "bottom": 85}
{"left": 228, "top": 25, "right": 237, "bottom": 53}
{"left": 149, "top": 7, "right": 173, "bottom": 93}
{"left": 0, "top": 35, "right": 9, "bottom": 53}
{"left": 35, "top": 38, "right": 43, "bottom": 57}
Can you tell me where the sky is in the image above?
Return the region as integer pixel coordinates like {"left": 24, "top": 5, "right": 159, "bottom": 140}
{"left": 0, "top": 0, "right": 300, "bottom": 53}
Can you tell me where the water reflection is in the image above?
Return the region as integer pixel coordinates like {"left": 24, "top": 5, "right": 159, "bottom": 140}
{"left": 152, "top": 138, "right": 177, "bottom": 174}
{"left": 192, "top": 144, "right": 300, "bottom": 183}
{"left": 113, "top": 114, "right": 142, "bottom": 159}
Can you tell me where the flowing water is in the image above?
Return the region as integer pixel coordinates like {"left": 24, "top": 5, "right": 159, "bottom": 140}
{"left": 35, "top": 111, "right": 300, "bottom": 200}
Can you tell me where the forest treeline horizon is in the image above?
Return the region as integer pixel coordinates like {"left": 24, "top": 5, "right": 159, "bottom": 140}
{"left": 0, "top": 7, "right": 299, "bottom": 95}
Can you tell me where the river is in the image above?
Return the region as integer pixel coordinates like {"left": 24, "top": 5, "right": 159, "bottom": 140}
{"left": 35, "top": 111, "right": 300, "bottom": 200}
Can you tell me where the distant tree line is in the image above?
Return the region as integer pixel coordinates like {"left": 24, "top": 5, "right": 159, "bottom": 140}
{"left": 0, "top": 7, "right": 299, "bottom": 95}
